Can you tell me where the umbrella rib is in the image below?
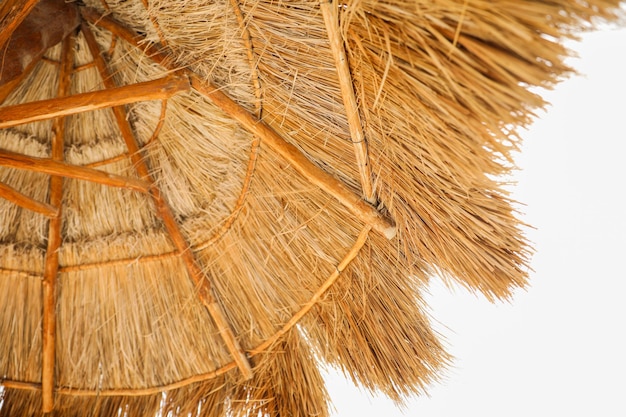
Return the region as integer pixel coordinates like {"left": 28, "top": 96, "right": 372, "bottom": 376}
{"left": 250, "top": 225, "right": 372, "bottom": 355}
{"left": 81, "top": 7, "right": 397, "bottom": 240}
{"left": 0, "top": 180, "right": 59, "bottom": 217}
{"left": 0, "top": 267, "right": 40, "bottom": 280}
{"left": 320, "top": 0, "right": 376, "bottom": 204}
{"left": 59, "top": 250, "right": 179, "bottom": 273}
{"left": 0, "top": 74, "right": 25, "bottom": 106}
{"left": 41, "top": 32, "right": 75, "bottom": 414}
{"left": 81, "top": 22, "right": 254, "bottom": 380}
{"left": 0, "top": 149, "right": 151, "bottom": 193}
{"left": 0, "top": 75, "right": 189, "bottom": 129}
{"left": 190, "top": 77, "right": 397, "bottom": 239}
{"left": 228, "top": 0, "right": 263, "bottom": 112}
{"left": 0, "top": 64, "right": 34, "bottom": 105}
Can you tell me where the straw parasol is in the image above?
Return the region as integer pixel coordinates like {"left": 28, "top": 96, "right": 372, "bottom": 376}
{"left": 0, "top": 0, "right": 622, "bottom": 415}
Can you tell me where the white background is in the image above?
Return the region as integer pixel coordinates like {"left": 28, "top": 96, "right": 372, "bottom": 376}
{"left": 328, "top": 25, "right": 626, "bottom": 417}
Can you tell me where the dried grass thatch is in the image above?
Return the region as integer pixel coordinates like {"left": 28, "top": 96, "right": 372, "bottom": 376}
{"left": 0, "top": 0, "right": 623, "bottom": 415}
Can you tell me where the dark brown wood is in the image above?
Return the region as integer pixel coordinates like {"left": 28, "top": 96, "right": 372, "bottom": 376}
{"left": 81, "top": 8, "right": 398, "bottom": 239}
{"left": 81, "top": 23, "right": 254, "bottom": 380}
{"left": 0, "top": 181, "right": 59, "bottom": 217}
{"left": 41, "top": 32, "right": 74, "bottom": 414}
{"left": 0, "top": 0, "right": 80, "bottom": 86}
{"left": 0, "top": 75, "right": 190, "bottom": 128}
{"left": 0, "top": 0, "right": 40, "bottom": 48}
{"left": 0, "top": 149, "right": 151, "bottom": 193}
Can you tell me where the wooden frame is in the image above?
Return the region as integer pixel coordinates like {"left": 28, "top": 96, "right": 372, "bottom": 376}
{"left": 41, "top": 32, "right": 76, "bottom": 413}
{"left": 0, "top": 149, "right": 151, "bottom": 192}
{"left": 0, "top": 75, "right": 190, "bottom": 128}
{"left": 81, "top": 8, "right": 397, "bottom": 239}
{"left": 0, "top": 181, "right": 59, "bottom": 217}
{"left": 320, "top": 0, "right": 375, "bottom": 204}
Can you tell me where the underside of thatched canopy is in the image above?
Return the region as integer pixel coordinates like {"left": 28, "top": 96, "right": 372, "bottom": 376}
{"left": 0, "top": 0, "right": 623, "bottom": 415}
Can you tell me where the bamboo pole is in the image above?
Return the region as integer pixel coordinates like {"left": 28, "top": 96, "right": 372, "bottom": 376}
{"left": 41, "top": 33, "right": 75, "bottom": 414}
{"left": 0, "top": 75, "right": 189, "bottom": 129}
{"left": 80, "top": 8, "right": 397, "bottom": 239}
{"left": 320, "top": 0, "right": 375, "bottom": 203}
{"left": 81, "top": 23, "right": 253, "bottom": 380}
{"left": 0, "top": 75, "right": 186, "bottom": 126}
{"left": 0, "top": 0, "right": 39, "bottom": 48}
{"left": 0, "top": 181, "right": 59, "bottom": 217}
{"left": 0, "top": 149, "right": 151, "bottom": 193}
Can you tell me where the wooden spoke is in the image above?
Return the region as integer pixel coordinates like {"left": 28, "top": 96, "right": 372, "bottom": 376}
{"left": 0, "top": 181, "right": 59, "bottom": 217}
{"left": 41, "top": 32, "right": 75, "bottom": 414}
{"left": 0, "top": 149, "right": 151, "bottom": 193}
{"left": 190, "top": 77, "right": 397, "bottom": 239}
{"left": 81, "top": 23, "right": 253, "bottom": 380}
{"left": 0, "top": 75, "right": 190, "bottom": 129}
{"left": 320, "top": 0, "right": 375, "bottom": 203}
{"left": 81, "top": 8, "right": 397, "bottom": 239}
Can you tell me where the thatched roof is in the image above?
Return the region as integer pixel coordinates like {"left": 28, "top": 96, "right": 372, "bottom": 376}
{"left": 0, "top": 0, "right": 622, "bottom": 415}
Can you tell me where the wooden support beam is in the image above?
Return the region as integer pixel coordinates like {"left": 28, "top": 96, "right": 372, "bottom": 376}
{"left": 190, "top": 77, "right": 397, "bottom": 239}
{"left": 0, "top": 0, "right": 39, "bottom": 48}
{"left": 81, "top": 8, "right": 397, "bottom": 239}
{"left": 81, "top": 23, "right": 253, "bottom": 380}
{"left": 0, "top": 181, "right": 59, "bottom": 217}
{"left": 41, "top": 32, "right": 74, "bottom": 414}
{"left": 320, "top": 0, "right": 375, "bottom": 203}
{"left": 0, "top": 75, "right": 190, "bottom": 129}
{"left": 0, "top": 149, "right": 151, "bottom": 193}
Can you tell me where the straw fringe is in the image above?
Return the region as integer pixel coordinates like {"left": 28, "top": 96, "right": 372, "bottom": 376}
{"left": 230, "top": 330, "right": 329, "bottom": 417}
{"left": 304, "top": 232, "right": 450, "bottom": 402}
